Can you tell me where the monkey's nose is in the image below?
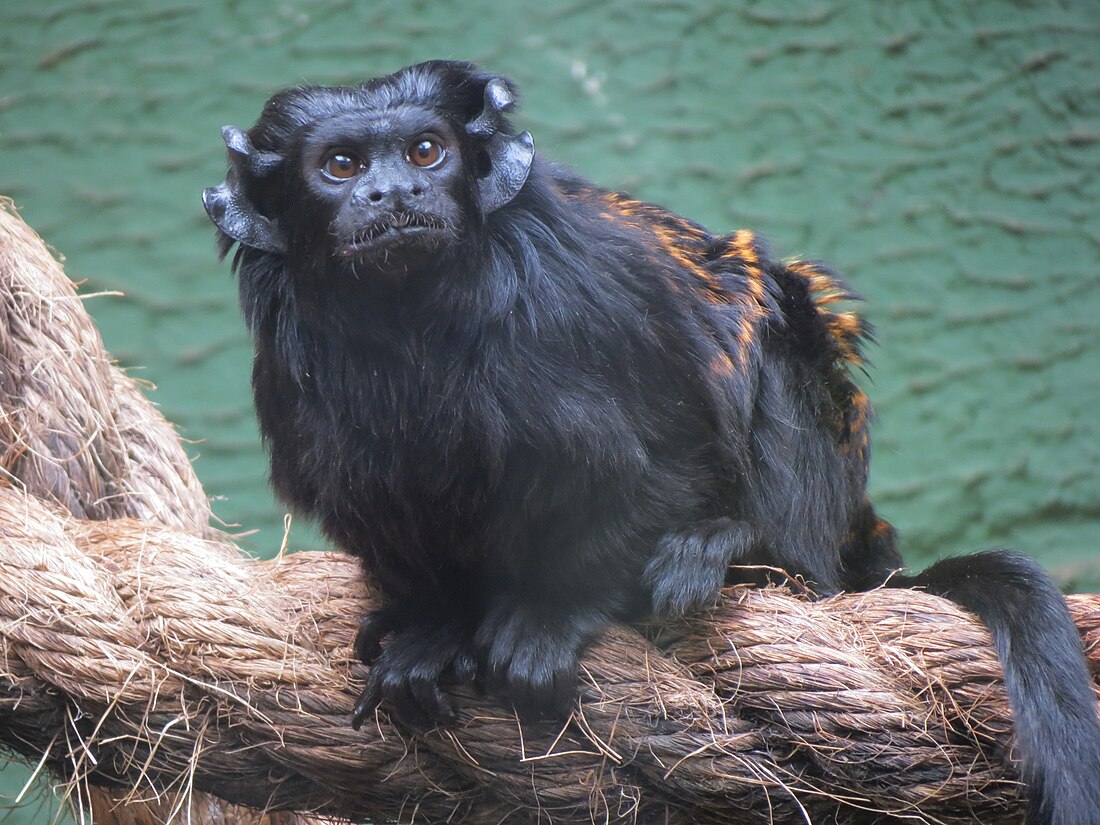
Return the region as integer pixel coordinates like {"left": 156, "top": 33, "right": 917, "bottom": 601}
{"left": 361, "top": 184, "right": 424, "bottom": 210}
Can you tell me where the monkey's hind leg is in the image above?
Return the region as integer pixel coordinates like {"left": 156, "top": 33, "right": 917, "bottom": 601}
{"left": 643, "top": 517, "right": 756, "bottom": 617}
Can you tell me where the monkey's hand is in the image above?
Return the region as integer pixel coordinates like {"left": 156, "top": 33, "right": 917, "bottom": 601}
{"left": 475, "top": 597, "right": 608, "bottom": 719}
{"left": 644, "top": 517, "right": 756, "bottom": 616}
{"left": 351, "top": 603, "right": 476, "bottom": 728}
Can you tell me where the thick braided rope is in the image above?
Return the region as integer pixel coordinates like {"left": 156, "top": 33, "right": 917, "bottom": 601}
{"left": 0, "top": 198, "right": 317, "bottom": 825}
{"left": 6, "top": 491, "right": 1100, "bottom": 824}
{"left": 1, "top": 197, "right": 1097, "bottom": 823}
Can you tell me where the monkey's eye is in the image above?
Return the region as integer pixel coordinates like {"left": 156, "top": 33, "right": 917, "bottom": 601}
{"left": 407, "top": 136, "right": 446, "bottom": 169}
{"left": 321, "top": 151, "right": 364, "bottom": 182}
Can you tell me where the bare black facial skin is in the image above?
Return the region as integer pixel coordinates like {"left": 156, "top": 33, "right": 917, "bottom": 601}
{"left": 206, "top": 61, "right": 1100, "bottom": 825}
{"left": 294, "top": 107, "right": 464, "bottom": 276}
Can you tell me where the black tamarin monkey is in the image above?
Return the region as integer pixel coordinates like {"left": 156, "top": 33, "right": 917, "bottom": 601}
{"left": 204, "top": 60, "right": 1100, "bottom": 823}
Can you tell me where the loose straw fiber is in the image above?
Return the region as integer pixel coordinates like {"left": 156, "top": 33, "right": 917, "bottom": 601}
{"left": 1, "top": 198, "right": 1098, "bottom": 824}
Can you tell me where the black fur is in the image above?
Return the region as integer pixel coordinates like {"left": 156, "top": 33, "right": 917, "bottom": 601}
{"left": 205, "top": 60, "right": 1100, "bottom": 824}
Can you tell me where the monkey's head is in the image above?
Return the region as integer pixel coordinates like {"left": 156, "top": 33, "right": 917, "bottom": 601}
{"left": 203, "top": 61, "right": 534, "bottom": 278}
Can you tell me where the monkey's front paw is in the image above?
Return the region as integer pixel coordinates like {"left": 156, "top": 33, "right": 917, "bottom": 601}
{"left": 351, "top": 618, "right": 475, "bottom": 729}
{"left": 353, "top": 603, "right": 413, "bottom": 664}
{"left": 475, "top": 602, "right": 606, "bottom": 719}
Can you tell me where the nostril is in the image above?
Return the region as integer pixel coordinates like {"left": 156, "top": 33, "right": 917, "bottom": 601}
{"left": 368, "top": 191, "right": 384, "bottom": 203}
{"left": 411, "top": 185, "right": 423, "bottom": 197}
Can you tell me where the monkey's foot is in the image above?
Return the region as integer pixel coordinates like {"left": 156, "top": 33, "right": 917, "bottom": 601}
{"left": 351, "top": 611, "right": 475, "bottom": 728}
{"left": 475, "top": 600, "right": 607, "bottom": 719}
{"left": 644, "top": 517, "right": 755, "bottom": 617}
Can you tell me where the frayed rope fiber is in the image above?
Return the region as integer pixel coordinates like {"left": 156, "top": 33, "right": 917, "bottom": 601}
{"left": 1, "top": 198, "right": 1098, "bottom": 824}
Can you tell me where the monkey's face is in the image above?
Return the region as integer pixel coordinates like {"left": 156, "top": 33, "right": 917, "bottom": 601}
{"left": 205, "top": 63, "right": 536, "bottom": 281}
{"left": 288, "top": 105, "right": 471, "bottom": 276}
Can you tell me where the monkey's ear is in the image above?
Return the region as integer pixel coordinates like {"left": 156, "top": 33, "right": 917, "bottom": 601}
{"left": 202, "top": 126, "right": 286, "bottom": 254}
{"left": 467, "top": 78, "right": 535, "bottom": 214}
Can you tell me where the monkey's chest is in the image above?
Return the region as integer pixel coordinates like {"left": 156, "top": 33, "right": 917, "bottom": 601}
{"left": 262, "top": 357, "right": 669, "bottom": 582}
{"left": 272, "top": 390, "right": 490, "bottom": 517}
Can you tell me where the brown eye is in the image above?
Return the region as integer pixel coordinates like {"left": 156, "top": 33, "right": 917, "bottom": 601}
{"left": 321, "top": 151, "right": 362, "bottom": 181}
{"left": 407, "top": 136, "right": 445, "bottom": 168}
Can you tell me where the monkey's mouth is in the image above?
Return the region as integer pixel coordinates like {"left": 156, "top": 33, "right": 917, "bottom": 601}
{"left": 339, "top": 212, "right": 450, "bottom": 258}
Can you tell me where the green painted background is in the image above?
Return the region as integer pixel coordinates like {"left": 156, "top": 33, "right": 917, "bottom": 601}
{"left": 0, "top": 0, "right": 1098, "bottom": 820}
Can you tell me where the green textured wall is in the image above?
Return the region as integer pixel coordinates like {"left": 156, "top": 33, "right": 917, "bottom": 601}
{"left": 1, "top": 0, "right": 1098, "bottom": 820}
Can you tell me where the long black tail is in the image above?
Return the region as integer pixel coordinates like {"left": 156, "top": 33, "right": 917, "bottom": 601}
{"left": 890, "top": 550, "right": 1100, "bottom": 825}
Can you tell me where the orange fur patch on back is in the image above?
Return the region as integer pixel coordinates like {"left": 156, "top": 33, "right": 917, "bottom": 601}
{"left": 786, "top": 259, "right": 869, "bottom": 369}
